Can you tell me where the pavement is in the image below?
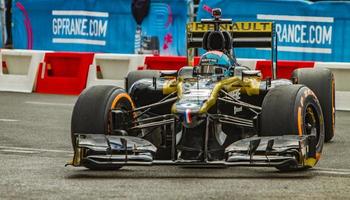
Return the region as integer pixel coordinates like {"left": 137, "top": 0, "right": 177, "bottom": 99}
{"left": 0, "top": 91, "right": 349, "bottom": 200}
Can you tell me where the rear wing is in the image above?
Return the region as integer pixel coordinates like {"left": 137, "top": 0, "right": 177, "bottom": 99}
{"left": 187, "top": 21, "right": 274, "bottom": 48}
{"left": 186, "top": 21, "right": 278, "bottom": 78}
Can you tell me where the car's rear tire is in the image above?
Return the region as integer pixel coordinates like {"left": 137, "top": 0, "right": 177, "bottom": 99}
{"left": 71, "top": 85, "right": 135, "bottom": 170}
{"left": 260, "top": 85, "right": 325, "bottom": 171}
{"left": 126, "top": 70, "right": 160, "bottom": 92}
{"left": 292, "top": 68, "right": 335, "bottom": 142}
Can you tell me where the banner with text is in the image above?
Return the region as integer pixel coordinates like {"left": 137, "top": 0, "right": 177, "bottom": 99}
{"left": 12, "top": 0, "right": 187, "bottom": 55}
{"left": 198, "top": 0, "right": 350, "bottom": 62}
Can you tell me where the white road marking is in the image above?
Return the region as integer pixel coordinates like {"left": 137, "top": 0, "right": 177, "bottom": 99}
{"left": 0, "top": 146, "right": 72, "bottom": 154}
{"left": 315, "top": 167, "right": 350, "bottom": 172}
{"left": 315, "top": 171, "right": 350, "bottom": 176}
{"left": 25, "top": 101, "right": 74, "bottom": 107}
{"left": 0, "top": 119, "right": 19, "bottom": 122}
{"left": 0, "top": 149, "right": 39, "bottom": 154}
{"left": 313, "top": 167, "right": 350, "bottom": 176}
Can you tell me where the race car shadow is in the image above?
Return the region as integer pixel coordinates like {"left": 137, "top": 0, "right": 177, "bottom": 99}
{"left": 65, "top": 166, "right": 315, "bottom": 180}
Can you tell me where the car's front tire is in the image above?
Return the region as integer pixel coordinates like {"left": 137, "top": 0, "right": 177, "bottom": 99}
{"left": 260, "top": 85, "right": 325, "bottom": 171}
{"left": 292, "top": 68, "right": 335, "bottom": 142}
{"left": 71, "top": 85, "right": 135, "bottom": 170}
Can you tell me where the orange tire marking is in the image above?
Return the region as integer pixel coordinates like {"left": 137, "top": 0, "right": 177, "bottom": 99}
{"left": 111, "top": 93, "right": 136, "bottom": 120}
{"left": 111, "top": 93, "right": 135, "bottom": 110}
{"left": 297, "top": 107, "right": 303, "bottom": 136}
{"left": 108, "top": 93, "right": 136, "bottom": 134}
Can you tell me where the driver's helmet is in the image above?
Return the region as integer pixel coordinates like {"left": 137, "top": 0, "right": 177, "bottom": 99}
{"left": 199, "top": 51, "right": 232, "bottom": 76}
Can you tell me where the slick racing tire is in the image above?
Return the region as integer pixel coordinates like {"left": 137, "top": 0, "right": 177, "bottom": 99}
{"left": 292, "top": 68, "right": 335, "bottom": 142}
{"left": 260, "top": 85, "right": 325, "bottom": 171}
{"left": 126, "top": 70, "right": 160, "bottom": 92}
{"left": 71, "top": 85, "right": 135, "bottom": 170}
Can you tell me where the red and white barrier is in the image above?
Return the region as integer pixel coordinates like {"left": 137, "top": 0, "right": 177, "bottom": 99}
{"left": 143, "top": 56, "right": 260, "bottom": 71}
{"left": 144, "top": 56, "right": 199, "bottom": 71}
{"left": 86, "top": 54, "right": 146, "bottom": 88}
{"left": 237, "top": 58, "right": 264, "bottom": 70}
{"left": 256, "top": 60, "right": 315, "bottom": 79}
{"left": 35, "top": 52, "right": 94, "bottom": 95}
{"left": 0, "top": 50, "right": 349, "bottom": 111}
{"left": 0, "top": 50, "right": 46, "bottom": 93}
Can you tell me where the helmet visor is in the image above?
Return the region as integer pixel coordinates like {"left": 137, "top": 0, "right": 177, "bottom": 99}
{"left": 199, "top": 65, "right": 226, "bottom": 75}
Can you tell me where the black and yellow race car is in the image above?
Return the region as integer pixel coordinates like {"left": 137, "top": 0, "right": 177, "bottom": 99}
{"left": 68, "top": 9, "right": 335, "bottom": 171}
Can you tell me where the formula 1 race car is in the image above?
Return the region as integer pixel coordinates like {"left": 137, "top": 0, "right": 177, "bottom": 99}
{"left": 68, "top": 9, "right": 335, "bottom": 171}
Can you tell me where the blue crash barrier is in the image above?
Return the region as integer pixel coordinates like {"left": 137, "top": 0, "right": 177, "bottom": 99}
{"left": 12, "top": 0, "right": 188, "bottom": 55}
{"left": 198, "top": 0, "right": 350, "bottom": 62}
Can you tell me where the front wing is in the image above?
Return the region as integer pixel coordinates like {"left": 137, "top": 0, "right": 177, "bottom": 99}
{"left": 67, "top": 134, "right": 317, "bottom": 169}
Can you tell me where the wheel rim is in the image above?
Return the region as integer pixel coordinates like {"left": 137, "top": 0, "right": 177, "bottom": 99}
{"left": 304, "top": 105, "right": 320, "bottom": 143}
{"left": 108, "top": 93, "right": 135, "bottom": 134}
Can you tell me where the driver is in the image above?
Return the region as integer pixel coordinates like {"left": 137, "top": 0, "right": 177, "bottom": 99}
{"left": 198, "top": 50, "right": 235, "bottom": 77}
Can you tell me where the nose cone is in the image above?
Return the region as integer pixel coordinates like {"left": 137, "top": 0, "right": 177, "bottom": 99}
{"left": 173, "top": 99, "right": 206, "bottom": 128}
{"left": 174, "top": 101, "right": 202, "bottom": 114}
{"left": 172, "top": 79, "right": 214, "bottom": 124}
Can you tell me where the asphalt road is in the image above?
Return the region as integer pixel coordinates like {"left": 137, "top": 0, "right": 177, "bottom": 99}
{"left": 0, "top": 92, "right": 349, "bottom": 200}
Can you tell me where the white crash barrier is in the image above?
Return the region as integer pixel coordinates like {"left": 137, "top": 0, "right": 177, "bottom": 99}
{"left": 0, "top": 49, "right": 46, "bottom": 93}
{"left": 335, "top": 91, "right": 350, "bottom": 111}
{"left": 86, "top": 53, "right": 146, "bottom": 88}
{"left": 315, "top": 62, "right": 350, "bottom": 111}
